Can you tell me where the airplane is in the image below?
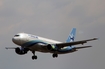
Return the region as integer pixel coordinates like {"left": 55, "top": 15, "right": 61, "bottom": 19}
{"left": 5, "top": 28, "right": 98, "bottom": 60}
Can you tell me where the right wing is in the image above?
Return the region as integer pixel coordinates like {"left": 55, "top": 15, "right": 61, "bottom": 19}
{"left": 55, "top": 38, "right": 98, "bottom": 48}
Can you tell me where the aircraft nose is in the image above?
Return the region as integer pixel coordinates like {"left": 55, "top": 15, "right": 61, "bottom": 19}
{"left": 12, "top": 37, "right": 17, "bottom": 43}
{"left": 12, "top": 34, "right": 20, "bottom": 43}
{"left": 12, "top": 37, "right": 21, "bottom": 45}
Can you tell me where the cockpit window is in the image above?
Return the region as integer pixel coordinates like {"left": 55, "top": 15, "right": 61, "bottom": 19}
{"left": 14, "top": 35, "right": 20, "bottom": 37}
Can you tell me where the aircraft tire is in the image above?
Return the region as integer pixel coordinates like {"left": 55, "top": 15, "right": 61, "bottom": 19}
{"left": 32, "top": 55, "right": 37, "bottom": 60}
{"left": 52, "top": 54, "right": 58, "bottom": 58}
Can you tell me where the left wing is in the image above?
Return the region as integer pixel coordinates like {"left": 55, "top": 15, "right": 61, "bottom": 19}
{"left": 5, "top": 47, "right": 17, "bottom": 49}
{"left": 55, "top": 38, "right": 98, "bottom": 48}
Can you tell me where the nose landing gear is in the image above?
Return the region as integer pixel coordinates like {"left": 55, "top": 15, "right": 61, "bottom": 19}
{"left": 32, "top": 55, "right": 37, "bottom": 60}
{"left": 32, "top": 51, "right": 37, "bottom": 60}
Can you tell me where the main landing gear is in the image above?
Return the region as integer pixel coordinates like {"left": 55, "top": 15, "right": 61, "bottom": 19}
{"left": 52, "top": 53, "right": 58, "bottom": 58}
{"left": 32, "top": 51, "right": 37, "bottom": 60}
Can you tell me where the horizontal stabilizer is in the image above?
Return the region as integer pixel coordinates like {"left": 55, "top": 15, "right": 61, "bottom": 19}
{"left": 75, "top": 46, "right": 92, "bottom": 49}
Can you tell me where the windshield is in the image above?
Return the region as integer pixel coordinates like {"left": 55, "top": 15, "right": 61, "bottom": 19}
{"left": 14, "top": 35, "right": 20, "bottom": 37}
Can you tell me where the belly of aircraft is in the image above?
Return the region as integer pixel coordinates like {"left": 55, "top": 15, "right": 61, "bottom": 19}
{"left": 29, "top": 45, "right": 50, "bottom": 53}
{"left": 28, "top": 45, "right": 77, "bottom": 54}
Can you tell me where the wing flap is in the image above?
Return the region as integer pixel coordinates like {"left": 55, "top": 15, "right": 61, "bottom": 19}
{"left": 75, "top": 46, "right": 92, "bottom": 49}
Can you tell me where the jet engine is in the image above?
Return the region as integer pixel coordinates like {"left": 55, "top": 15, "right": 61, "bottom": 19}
{"left": 15, "top": 47, "right": 29, "bottom": 55}
{"left": 47, "top": 44, "right": 58, "bottom": 51}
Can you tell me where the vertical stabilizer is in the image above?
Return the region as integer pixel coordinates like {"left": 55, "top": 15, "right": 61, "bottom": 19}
{"left": 66, "top": 28, "right": 76, "bottom": 42}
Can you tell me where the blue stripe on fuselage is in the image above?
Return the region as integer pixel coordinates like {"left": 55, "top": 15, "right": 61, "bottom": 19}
{"left": 22, "top": 40, "right": 48, "bottom": 47}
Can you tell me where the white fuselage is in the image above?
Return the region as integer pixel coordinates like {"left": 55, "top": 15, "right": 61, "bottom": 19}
{"left": 12, "top": 33, "right": 63, "bottom": 53}
{"left": 12, "top": 33, "right": 76, "bottom": 54}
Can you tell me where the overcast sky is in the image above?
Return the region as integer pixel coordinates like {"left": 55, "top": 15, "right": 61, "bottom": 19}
{"left": 0, "top": 0, "right": 105, "bottom": 69}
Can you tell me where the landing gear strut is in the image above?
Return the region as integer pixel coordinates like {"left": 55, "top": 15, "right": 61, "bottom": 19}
{"left": 32, "top": 51, "right": 37, "bottom": 60}
{"left": 52, "top": 53, "right": 58, "bottom": 58}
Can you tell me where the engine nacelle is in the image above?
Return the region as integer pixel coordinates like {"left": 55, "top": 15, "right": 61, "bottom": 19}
{"left": 15, "top": 47, "right": 28, "bottom": 55}
{"left": 47, "top": 44, "right": 58, "bottom": 51}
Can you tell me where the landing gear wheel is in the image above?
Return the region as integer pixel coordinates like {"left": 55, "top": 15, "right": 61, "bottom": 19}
{"left": 32, "top": 55, "right": 37, "bottom": 60}
{"left": 52, "top": 54, "right": 58, "bottom": 58}
{"left": 32, "top": 51, "right": 37, "bottom": 60}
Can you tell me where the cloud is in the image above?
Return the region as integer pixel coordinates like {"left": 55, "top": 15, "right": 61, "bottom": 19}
{"left": 0, "top": 0, "right": 3, "bottom": 8}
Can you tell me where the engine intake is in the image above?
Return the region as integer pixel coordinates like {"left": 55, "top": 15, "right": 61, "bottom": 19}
{"left": 47, "top": 44, "right": 57, "bottom": 51}
{"left": 15, "top": 47, "right": 28, "bottom": 55}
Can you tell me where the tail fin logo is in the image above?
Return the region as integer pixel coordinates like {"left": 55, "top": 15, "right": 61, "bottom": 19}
{"left": 66, "top": 28, "right": 76, "bottom": 42}
{"left": 66, "top": 34, "right": 74, "bottom": 42}
{"left": 70, "top": 34, "right": 74, "bottom": 42}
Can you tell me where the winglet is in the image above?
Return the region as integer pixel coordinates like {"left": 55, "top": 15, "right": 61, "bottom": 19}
{"left": 86, "top": 38, "right": 98, "bottom": 42}
{"left": 93, "top": 38, "right": 98, "bottom": 40}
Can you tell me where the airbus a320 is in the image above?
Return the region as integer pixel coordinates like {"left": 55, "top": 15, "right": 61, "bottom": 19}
{"left": 6, "top": 28, "right": 97, "bottom": 60}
